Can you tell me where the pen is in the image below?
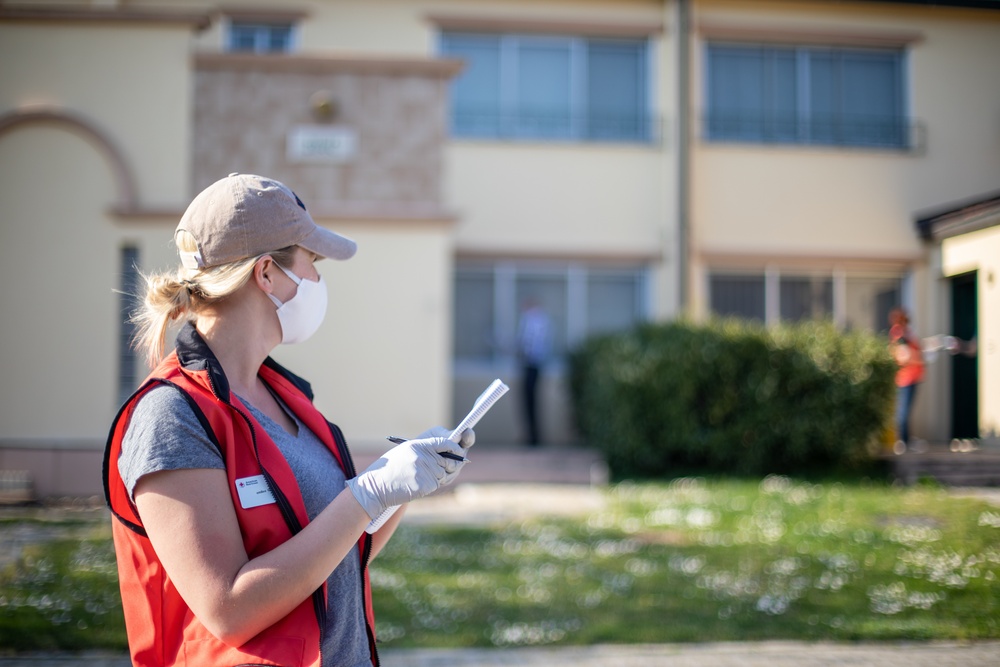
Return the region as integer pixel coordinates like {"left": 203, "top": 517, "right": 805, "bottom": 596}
{"left": 386, "top": 436, "right": 469, "bottom": 462}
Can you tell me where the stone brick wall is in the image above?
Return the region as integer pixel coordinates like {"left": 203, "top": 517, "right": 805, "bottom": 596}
{"left": 192, "top": 54, "right": 461, "bottom": 219}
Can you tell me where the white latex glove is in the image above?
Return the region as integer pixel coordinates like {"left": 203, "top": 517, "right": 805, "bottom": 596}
{"left": 346, "top": 437, "right": 467, "bottom": 521}
{"left": 417, "top": 425, "right": 476, "bottom": 450}
{"left": 415, "top": 427, "right": 475, "bottom": 488}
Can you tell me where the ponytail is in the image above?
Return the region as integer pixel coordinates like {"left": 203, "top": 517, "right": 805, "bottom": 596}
{"left": 130, "top": 272, "right": 195, "bottom": 369}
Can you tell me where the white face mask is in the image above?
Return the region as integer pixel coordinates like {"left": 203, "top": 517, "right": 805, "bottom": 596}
{"left": 267, "top": 264, "right": 328, "bottom": 345}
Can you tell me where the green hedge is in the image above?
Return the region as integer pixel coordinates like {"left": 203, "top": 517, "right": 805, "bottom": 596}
{"left": 569, "top": 319, "right": 897, "bottom": 478}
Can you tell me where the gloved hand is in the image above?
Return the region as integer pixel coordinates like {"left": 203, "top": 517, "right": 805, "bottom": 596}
{"left": 416, "top": 426, "right": 476, "bottom": 450}
{"left": 416, "top": 427, "right": 475, "bottom": 488}
{"left": 346, "top": 437, "right": 468, "bottom": 521}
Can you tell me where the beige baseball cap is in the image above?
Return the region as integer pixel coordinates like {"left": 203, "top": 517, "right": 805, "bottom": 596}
{"left": 175, "top": 173, "right": 357, "bottom": 269}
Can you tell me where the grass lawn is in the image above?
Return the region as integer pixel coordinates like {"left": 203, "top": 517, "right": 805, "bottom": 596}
{"left": 2, "top": 477, "right": 999, "bottom": 651}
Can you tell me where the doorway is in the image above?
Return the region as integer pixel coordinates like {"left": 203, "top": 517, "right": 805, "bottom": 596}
{"left": 950, "top": 272, "right": 978, "bottom": 439}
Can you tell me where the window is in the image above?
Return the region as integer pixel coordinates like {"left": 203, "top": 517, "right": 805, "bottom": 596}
{"left": 710, "top": 274, "right": 766, "bottom": 321}
{"left": 709, "top": 269, "right": 903, "bottom": 331}
{"left": 780, "top": 276, "right": 833, "bottom": 322}
{"left": 587, "top": 270, "right": 646, "bottom": 335}
{"left": 227, "top": 21, "right": 295, "bottom": 53}
{"left": 846, "top": 275, "right": 903, "bottom": 334}
{"left": 119, "top": 246, "right": 141, "bottom": 404}
{"left": 441, "top": 33, "right": 651, "bottom": 142}
{"left": 454, "top": 263, "right": 649, "bottom": 365}
{"left": 706, "top": 43, "right": 907, "bottom": 148}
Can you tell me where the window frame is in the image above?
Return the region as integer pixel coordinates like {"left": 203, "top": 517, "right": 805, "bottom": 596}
{"left": 454, "top": 261, "right": 651, "bottom": 370}
{"left": 225, "top": 18, "right": 298, "bottom": 54}
{"left": 440, "top": 31, "right": 653, "bottom": 144}
{"left": 704, "top": 41, "right": 910, "bottom": 150}
{"left": 707, "top": 267, "right": 907, "bottom": 331}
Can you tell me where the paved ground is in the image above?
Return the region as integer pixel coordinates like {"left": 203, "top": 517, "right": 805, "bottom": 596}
{"left": 3, "top": 443, "right": 1000, "bottom": 666}
{"left": 352, "top": 442, "right": 611, "bottom": 486}
{"left": 3, "top": 641, "right": 999, "bottom": 666}
{"left": 379, "top": 641, "right": 1000, "bottom": 666}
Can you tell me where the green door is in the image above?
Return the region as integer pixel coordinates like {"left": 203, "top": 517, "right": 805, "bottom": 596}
{"left": 951, "top": 272, "right": 978, "bottom": 439}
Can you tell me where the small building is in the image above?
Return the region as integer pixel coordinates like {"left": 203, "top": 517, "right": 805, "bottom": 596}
{"left": 918, "top": 191, "right": 1000, "bottom": 446}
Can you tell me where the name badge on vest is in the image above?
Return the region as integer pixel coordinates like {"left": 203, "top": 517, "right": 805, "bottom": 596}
{"left": 236, "top": 475, "right": 277, "bottom": 509}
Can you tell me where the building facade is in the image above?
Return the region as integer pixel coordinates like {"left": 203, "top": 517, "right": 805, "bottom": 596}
{"left": 686, "top": 0, "right": 1000, "bottom": 445}
{"left": 1, "top": 0, "right": 998, "bottom": 497}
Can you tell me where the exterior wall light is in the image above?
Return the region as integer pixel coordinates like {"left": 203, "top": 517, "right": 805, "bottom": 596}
{"left": 310, "top": 90, "right": 337, "bottom": 122}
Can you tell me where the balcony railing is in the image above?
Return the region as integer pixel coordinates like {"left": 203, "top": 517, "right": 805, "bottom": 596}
{"left": 451, "top": 108, "right": 662, "bottom": 144}
{"left": 703, "top": 113, "right": 925, "bottom": 152}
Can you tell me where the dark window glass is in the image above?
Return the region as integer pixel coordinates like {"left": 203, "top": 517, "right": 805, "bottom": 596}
{"left": 118, "top": 246, "right": 141, "bottom": 404}
{"left": 454, "top": 264, "right": 647, "bottom": 363}
{"left": 709, "top": 274, "right": 766, "bottom": 321}
{"left": 780, "top": 276, "right": 833, "bottom": 322}
{"left": 228, "top": 22, "right": 293, "bottom": 53}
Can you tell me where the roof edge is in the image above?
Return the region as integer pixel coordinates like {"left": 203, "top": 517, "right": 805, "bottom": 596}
{"left": 916, "top": 190, "right": 1000, "bottom": 241}
{"left": 846, "top": 0, "right": 1000, "bottom": 10}
{"left": 0, "top": 6, "right": 212, "bottom": 31}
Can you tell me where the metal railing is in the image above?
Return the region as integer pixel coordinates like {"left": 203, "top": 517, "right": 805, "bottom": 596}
{"left": 702, "top": 113, "right": 925, "bottom": 152}
{"left": 451, "top": 108, "right": 663, "bottom": 144}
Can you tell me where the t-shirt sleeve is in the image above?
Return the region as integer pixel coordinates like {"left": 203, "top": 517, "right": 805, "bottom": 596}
{"left": 119, "top": 384, "right": 226, "bottom": 500}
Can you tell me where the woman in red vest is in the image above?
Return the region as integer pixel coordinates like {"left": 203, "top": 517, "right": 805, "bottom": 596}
{"left": 105, "top": 174, "right": 472, "bottom": 667}
{"left": 889, "top": 307, "right": 925, "bottom": 454}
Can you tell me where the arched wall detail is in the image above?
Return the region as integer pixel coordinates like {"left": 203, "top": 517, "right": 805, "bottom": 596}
{"left": 0, "top": 106, "right": 139, "bottom": 213}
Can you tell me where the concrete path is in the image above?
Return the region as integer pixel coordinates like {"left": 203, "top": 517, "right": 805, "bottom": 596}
{"left": 3, "top": 641, "right": 999, "bottom": 666}
{"left": 379, "top": 641, "right": 1000, "bottom": 666}
{"left": 352, "top": 442, "right": 610, "bottom": 486}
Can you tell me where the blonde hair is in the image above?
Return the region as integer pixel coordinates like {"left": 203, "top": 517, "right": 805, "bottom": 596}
{"left": 131, "top": 230, "right": 297, "bottom": 368}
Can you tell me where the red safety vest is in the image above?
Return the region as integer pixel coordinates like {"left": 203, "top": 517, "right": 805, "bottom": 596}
{"left": 889, "top": 323, "right": 925, "bottom": 388}
{"left": 104, "top": 323, "right": 378, "bottom": 666}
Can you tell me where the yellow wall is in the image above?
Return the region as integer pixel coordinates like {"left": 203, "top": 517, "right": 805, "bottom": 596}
{"left": 447, "top": 144, "right": 667, "bottom": 257}
{"left": 0, "top": 22, "right": 191, "bottom": 205}
{"left": 0, "top": 126, "right": 122, "bottom": 440}
{"left": 0, "top": 20, "right": 194, "bottom": 452}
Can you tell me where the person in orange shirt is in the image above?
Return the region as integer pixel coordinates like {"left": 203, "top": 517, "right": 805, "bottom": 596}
{"left": 889, "top": 307, "right": 925, "bottom": 453}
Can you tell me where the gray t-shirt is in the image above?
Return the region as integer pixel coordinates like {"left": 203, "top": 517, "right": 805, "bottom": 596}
{"left": 119, "top": 384, "right": 371, "bottom": 667}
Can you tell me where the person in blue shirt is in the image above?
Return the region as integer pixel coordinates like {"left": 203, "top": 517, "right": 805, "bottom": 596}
{"left": 516, "top": 297, "right": 551, "bottom": 446}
